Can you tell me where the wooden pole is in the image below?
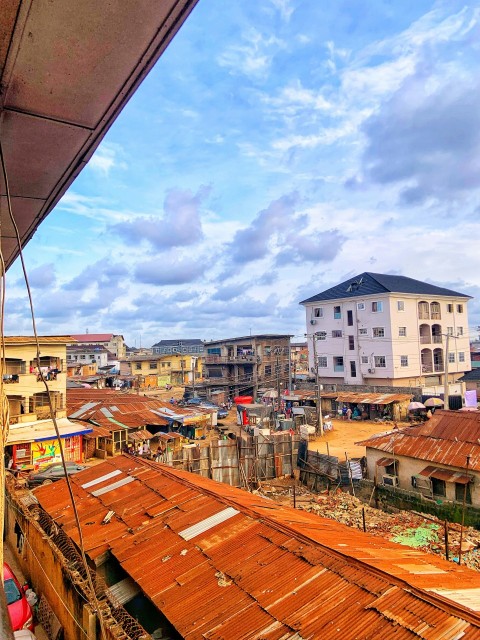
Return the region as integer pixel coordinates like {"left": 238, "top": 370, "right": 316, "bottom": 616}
{"left": 293, "top": 484, "right": 296, "bottom": 509}
{"left": 458, "top": 454, "right": 470, "bottom": 566}
{"left": 345, "top": 451, "right": 355, "bottom": 497}
{"left": 362, "top": 507, "right": 366, "bottom": 532}
{"left": 444, "top": 520, "right": 449, "bottom": 561}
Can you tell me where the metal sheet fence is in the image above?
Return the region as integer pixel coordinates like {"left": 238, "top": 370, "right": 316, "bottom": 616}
{"left": 166, "top": 434, "right": 300, "bottom": 487}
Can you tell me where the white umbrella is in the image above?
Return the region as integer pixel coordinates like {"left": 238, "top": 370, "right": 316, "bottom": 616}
{"left": 408, "top": 401, "right": 426, "bottom": 411}
{"left": 424, "top": 397, "right": 444, "bottom": 407}
{"left": 262, "top": 389, "right": 278, "bottom": 399}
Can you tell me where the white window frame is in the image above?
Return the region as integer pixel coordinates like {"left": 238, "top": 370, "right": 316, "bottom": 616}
{"left": 397, "top": 300, "right": 405, "bottom": 311}
{"left": 316, "top": 331, "right": 327, "bottom": 341}
{"left": 448, "top": 352, "right": 455, "bottom": 363}
{"left": 314, "top": 307, "right": 323, "bottom": 318}
{"left": 332, "top": 330, "right": 343, "bottom": 338}
{"left": 373, "top": 327, "right": 385, "bottom": 338}
{"left": 359, "top": 328, "right": 368, "bottom": 336}
{"left": 372, "top": 301, "right": 383, "bottom": 313}
{"left": 447, "top": 327, "right": 454, "bottom": 336}
{"left": 334, "top": 305, "right": 341, "bottom": 319}
{"left": 447, "top": 303, "right": 454, "bottom": 313}
{"left": 459, "top": 352, "right": 465, "bottom": 363}
{"left": 458, "top": 327, "right": 464, "bottom": 336}
{"left": 374, "top": 355, "right": 386, "bottom": 368}
{"left": 318, "top": 356, "right": 328, "bottom": 368}
{"left": 400, "top": 355, "right": 408, "bottom": 367}
{"left": 457, "top": 304, "right": 464, "bottom": 313}
{"left": 361, "top": 356, "right": 369, "bottom": 364}
{"left": 398, "top": 327, "right": 407, "bottom": 337}
{"left": 357, "top": 302, "right": 365, "bottom": 311}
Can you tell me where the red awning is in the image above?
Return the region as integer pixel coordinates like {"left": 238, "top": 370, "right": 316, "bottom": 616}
{"left": 376, "top": 457, "right": 395, "bottom": 467}
{"left": 419, "top": 465, "right": 472, "bottom": 484}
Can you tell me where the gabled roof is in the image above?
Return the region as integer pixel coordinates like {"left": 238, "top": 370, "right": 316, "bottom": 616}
{"left": 33, "top": 456, "right": 480, "bottom": 637}
{"left": 300, "top": 272, "right": 471, "bottom": 304}
{"left": 152, "top": 339, "right": 205, "bottom": 347}
{"left": 357, "top": 410, "right": 480, "bottom": 471}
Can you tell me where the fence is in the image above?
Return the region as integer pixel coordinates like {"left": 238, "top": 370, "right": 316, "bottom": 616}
{"left": 164, "top": 433, "right": 300, "bottom": 488}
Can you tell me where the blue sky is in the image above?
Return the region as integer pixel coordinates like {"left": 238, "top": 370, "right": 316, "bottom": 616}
{"left": 6, "top": 0, "right": 480, "bottom": 347}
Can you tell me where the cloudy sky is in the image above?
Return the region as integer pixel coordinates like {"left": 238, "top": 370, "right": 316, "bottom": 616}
{"left": 6, "top": 0, "right": 480, "bottom": 347}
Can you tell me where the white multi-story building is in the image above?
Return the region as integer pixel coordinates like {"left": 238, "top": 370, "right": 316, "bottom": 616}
{"left": 300, "top": 273, "right": 472, "bottom": 390}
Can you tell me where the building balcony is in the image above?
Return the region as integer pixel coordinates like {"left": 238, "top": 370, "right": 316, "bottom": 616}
{"left": 432, "top": 335, "right": 442, "bottom": 343}
{"left": 420, "top": 336, "right": 431, "bottom": 344}
{"left": 204, "top": 355, "right": 258, "bottom": 364}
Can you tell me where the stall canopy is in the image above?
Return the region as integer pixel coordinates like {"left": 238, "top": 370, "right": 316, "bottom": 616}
{"left": 128, "top": 430, "right": 153, "bottom": 442}
{"left": 336, "top": 392, "right": 412, "bottom": 405}
{"left": 7, "top": 417, "right": 92, "bottom": 445}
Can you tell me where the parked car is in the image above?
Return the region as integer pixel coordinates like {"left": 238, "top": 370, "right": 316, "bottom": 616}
{"left": 3, "top": 563, "right": 34, "bottom": 633}
{"left": 185, "top": 397, "right": 204, "bottom": 405}
{"left": 27, "top": 461, "right": 87, "bottom": 488}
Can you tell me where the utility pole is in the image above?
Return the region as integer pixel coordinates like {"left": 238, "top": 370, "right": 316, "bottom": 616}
{"left": 192, "top": 357, "right": 197, "bottom": 397}
{"left": 444, "top": 332, "right": 450, "bottom": 410}
{"left": 288, "top": 343, "right": 292, "bottom": 394}
{"left": 312, "top": 334, "right": 324, "bottom": 436}
{"left": 275, "top": 349, "right": 281, "bottom": 416}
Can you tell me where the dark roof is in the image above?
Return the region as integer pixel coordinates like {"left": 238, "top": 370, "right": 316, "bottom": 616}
{"left": 459, "top": 369, "right": 480, "bottom": 381}
{"left": 151, "top": 339, "right": 204, "bottom": 347}
{"left": 300, "top": 272, "right": 471, "bottom": 304}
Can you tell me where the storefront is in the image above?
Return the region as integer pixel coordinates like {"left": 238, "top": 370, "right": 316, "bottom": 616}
{"left": 6, "top": 417, "right": 92, "bottom": 470}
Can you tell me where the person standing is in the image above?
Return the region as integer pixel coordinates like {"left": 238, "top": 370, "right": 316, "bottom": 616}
{"left": 346, "top": 407, "right": 352, "bottom": 421}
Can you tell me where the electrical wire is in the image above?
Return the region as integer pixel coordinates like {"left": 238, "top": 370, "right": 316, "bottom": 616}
{"left": 0, "top": 141, "right": 108, "bottom": 640}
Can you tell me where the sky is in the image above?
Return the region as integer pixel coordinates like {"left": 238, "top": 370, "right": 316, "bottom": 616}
{"left": 5, "top": 0, "right": 480, "bottom": 348}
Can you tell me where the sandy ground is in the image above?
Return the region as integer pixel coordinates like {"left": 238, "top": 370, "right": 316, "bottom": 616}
{"left": 307, "top": 417, "right": 399, "bottom": 459}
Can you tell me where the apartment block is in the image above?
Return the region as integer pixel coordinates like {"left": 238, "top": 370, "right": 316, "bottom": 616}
{"left": 300, "top": 273, "right": 472, "bottom": 392}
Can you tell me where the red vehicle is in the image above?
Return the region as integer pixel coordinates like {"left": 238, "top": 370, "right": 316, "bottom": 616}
{"left": 3, "top": 562, "right": 34, "bottom": 632}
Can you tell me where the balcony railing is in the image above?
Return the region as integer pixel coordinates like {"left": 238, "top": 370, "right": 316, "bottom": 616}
{"left": 432, "top": 335, "right": 442, "bottom": 343}
{"left": 434, "top": 363, "right": 444, "bottom": 372}
{"left": 204, "top": 355, "right": 258, "bottom": 364}
{"left": 422, "top": 364, "right": 433, "bottom": 373}
{"left": 333, "top": 365, "right": 344, "bottom": 372}
{"left": 420, "top": 336, "right": 431, "bottom": 344}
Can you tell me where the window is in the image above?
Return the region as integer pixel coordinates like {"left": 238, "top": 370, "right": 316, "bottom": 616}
{"left": 334, "top": 356, "right": 344, "bottom": 372}
{"left": 347, "top": 310, "right": 353, "bottom": 326}
{"left": 374, "top": 356, "right": 386, "bottom": 368}
{"left": 314, "top": 307, "right": 323, "bottom": 318}
{"left": 318, "top": 356, "right": 327, "bottom": 368}
{"left": 372, "top": 301, "right": 383, "bottom": 312}
{"left": 359, "top": 328, "right": 368, "bottom": 336}
{"left": 357, "top": 302, "right": 365, "bottom": 311}
{"left": 332, "top": 330, "right": 342, "bottom": 338}
{"left": 447, "top": 327, "right": 453, "bottom": 336}
{"left": 447, "top": 303, "right": 454, "bottom": 313}
{"left": 149, "top": 362, "right": 157, "bottom": 370}
{"left": 431, "top": 477, "right": 446, "bottom": 497}
{"left": 459, "top": 352, "right": 465, "bottom": 363}
{"left": 397, "top": 300, "right": 405, "bottom": 311}
{"left": 448, "top": 352, "right": 455, "bottom": 363}
{"left": 265, "top": 346, "right": 271, "bottom": 355}
{"left": 80, "top": 354, "right": 85, "bottom": 359}
{"left": 348, "top": 335, "right": 355, "bottom": 350}
{"left": 457, "top": 304, "right": 464, "bottom": 313}
{"left": 455, "top": 482, "right": 472, "bottom": 504}
{"left": 400, "top": 355, "right": 408, "bottom": 367}
{"left": 334, "top": 306, "right": 341, "bottom": 319}
{"left": 265, "top": 365, "right": 272, "bottom": 376}
{"left": 373, "top": 327, "right": 385, "bottom": 338}
{"left": 361, "top": 356, "right": 369, "bottom": 364}
{"left": 135, "top": 363, "right": 141, "bottom": 370}
{"left": 398, "top": 327, "right": 407, "bottom": 337}
{"left": 350, "top": 361, "right": 357, "bottom": 377}
{"left": 458, "top": 327, "right": 463, "bottom": 336}
{"left": 316, "top": 331, "right": 327, "bottom": 341}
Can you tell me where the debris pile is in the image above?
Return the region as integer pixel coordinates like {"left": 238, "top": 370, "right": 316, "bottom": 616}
{"left": 256, "top": 480, "right": 480, "bottom": 571}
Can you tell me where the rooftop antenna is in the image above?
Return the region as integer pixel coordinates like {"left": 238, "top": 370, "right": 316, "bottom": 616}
{"left": 86, "top": 328, "right": 89, "bottom": 334}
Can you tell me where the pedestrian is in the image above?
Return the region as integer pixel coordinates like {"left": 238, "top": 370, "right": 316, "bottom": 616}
{"left": 346, "top": 407, "right": 352, "bottom": 421}
{"left": 342, "top": 406, "right": 347, "bottom": 420}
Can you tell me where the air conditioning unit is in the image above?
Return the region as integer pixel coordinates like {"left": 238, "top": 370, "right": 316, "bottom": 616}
{"left": 368, "top": 368, "right": 375, "bottom": 374}
{"left": 310, "top": 319, "right": 317, "bottom": 325}
{"left": 382, "top": 474, "right": 398, "bottom": 487}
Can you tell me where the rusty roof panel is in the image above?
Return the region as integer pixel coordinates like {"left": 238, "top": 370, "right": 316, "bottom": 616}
{"left": 32, "top": 456, "right": 480, "bottom": 638}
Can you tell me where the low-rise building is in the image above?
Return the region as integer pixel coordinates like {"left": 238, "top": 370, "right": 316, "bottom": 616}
{"left": 151, "top": 338, "right": 204, "bottom": 355}
{"left": 8, "top": 455, "right": 480, "bottom": 640}
{"left": 69, "top": 333, "right": 126, "bottom": 358}
{"left": 358, "top": 410, "right": 480, "bottom": 509}
{"left": 66, "top": 344, "right": 110, "bottom": 369}
{"left": 200, "top": 334, "right": 292, "bottom": 400}
{"left": 120, "top": 353, "right": 201, "bottom": 387}
{"left": 301, "top": 272, "right": 472, "bottom": 406}
{"left": 2, "top": 336, "right": 70, "bottom": 423}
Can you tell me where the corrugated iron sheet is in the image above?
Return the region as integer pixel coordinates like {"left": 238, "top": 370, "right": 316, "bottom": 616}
{"left": 336, "top": 392, "right": 412, "bottom": 404}
{"left": 419, "top": 465, "right": 472, "bottom": 484}
{"left": 358, "top": 411, "right": 480, "bottom": 472}
{"left": 32, "top": 455, "right": 480, "bottom": 639}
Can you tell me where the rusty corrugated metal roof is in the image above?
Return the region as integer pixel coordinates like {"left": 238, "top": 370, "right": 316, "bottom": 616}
{"left": 358, "top": 411, "right": 480, "bottom": 472}
{"left": 336, "top": 392, "right": 412, "bottom": 404}
{"left": 32, "top": 456, "right": 480, "bottom": 639}
{"left": 419, "top": 466, "right": 472, "bottom": 484}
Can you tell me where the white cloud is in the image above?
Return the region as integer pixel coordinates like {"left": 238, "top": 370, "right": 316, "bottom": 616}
{"left": 217, "top": 28, "right": 286, "bottom": 79}
{"left": 88, "top": 142, "right": 127, "bottom": 176}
